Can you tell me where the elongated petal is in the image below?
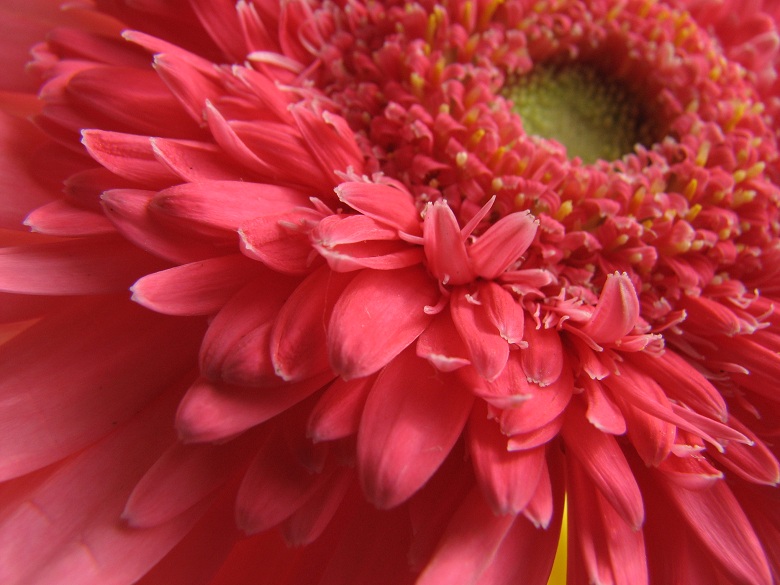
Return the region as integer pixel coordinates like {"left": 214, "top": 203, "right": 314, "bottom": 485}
{"left": 236, "top": 431, "right": 334, "bottom": 534}
{"left": 131, "top": 254, "right": 261, "bottom": 316}
{"left": 175, "top": 374, "right": 332, "bottom": 443}
{"left": 562, "top": 399, "right": 645, "bottom": 529}
{"left": 582, "top": 376, "right": 627, "bottom": 435}
{"left": 520, "top": 324, "right": 564, "bottom": 387}
{"left": 423, "top": 200, "right": 473, "bottom": 285}
{"left": 239, "top": 208, "right": 324, "bottom": 275}
{"left": 328, "top": 266, "right": 438, "bottom": 380}
{"left": 469, "top": 210, "right": 538, "bottom": 279}
{"left": 0, "top": 237, "right": 169, "bottom": 295}
{"left": 24, "top": 199, "right": 115, "bottom": 236}
{"left": 658, "top": 470, "right": 773, "bottom": 585}
{"left": 150, "top": 137, "right": 246, "bottom": 182}
{"left": 416, "top": 310, "right": 471, "bottom": 372}
{"left": 124, "top": 436, "right": 253, "bottom": 527}
{"left": 199, "top": 275, "right": 297, "bottom": 381}
{"left": 417, "top": 488, "right": 516, "bottom": 585}
{"left": 151, "top": 180, "right": 310, "bottom": 234}
{"left": 468, "top": 403, "right": 545, "bottom": 515}
{"left": 335, "top": 181, "right": 421, "bottom": 234}
{"left": 307, "top": 375, "right": 375, "bottom": 442}
{"left": 0, "top": 299, "right": 202, "bottom": 480}
{"left": 82, "top": 129, "right": 178, "bottom": 186}
{"left": 272, "top": 267, "right": 353, "bottom": 381}
{"left": 499, "top": 366, "right": 573, "bottom": 436}
{"left": 0, "top": 388, "right": 203, "bottom": 585}
{"left": 358, "top": 350, "right": 473, "bottom": 508}
{"left": 450, "top": 286, "right": 511, "bottom": 381}
{"left": 102, "top": 189, "right": 222, "bottom": 264}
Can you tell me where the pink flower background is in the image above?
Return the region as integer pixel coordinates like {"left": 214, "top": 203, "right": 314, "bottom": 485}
{"left": 1, "top": 0, "right": 779, "bottom": 584}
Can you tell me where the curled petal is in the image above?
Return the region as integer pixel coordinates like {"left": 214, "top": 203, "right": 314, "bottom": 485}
{"left": 579, "top": 272, "right": 640, "bottom": 345}
{"left": 335, "top": 181, "right": 421, "bottom": 235}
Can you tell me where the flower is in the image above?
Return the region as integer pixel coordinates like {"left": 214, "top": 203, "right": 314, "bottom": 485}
{"left": 1, "top": 0, "right": 780, "bottom": 584}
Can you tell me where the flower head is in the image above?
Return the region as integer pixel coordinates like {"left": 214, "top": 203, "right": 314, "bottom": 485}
{"left": 1, "top": 1, "right": 780, "bottom": 584}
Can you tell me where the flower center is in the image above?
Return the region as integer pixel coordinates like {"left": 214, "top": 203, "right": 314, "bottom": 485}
{"left": 505, "top": 65, "right": 654, "bottom": 164}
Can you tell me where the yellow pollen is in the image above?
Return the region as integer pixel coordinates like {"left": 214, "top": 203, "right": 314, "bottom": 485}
{"left": 456, "top": 151, "right": 469, "bottom": 167}
{"left": 747, "top": 162, "right": 766, "bottom": 179}
{"left": 554, "top": 199, "right": 573, "bottom": 220}
{"left": 695, "top": 141, "right": 711, "bottom": 166}
{"left": 686, "top": 203, "right": 702, "bottom": 221}
{"left": 410, "top": 72, "right": 425, "bottom": 96}
{"left": 684, "top": 179, "right": 698, "bottom": 200}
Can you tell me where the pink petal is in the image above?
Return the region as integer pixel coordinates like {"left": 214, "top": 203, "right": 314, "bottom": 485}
{"left": 151, "top": 51, "right": 223, "bottom": 124}
{"left": 357, "top": 350, "right": 473, "bottom": 508}
{"left": 562, "top": 399, "right": 645, "bottom": 529}
{"left": 307, "top": 375, "right": 375, "bottom": 442}
{"left": 468, "top": 403, "right": 545, "bottom": 515}
{"left": 450, "top": 286, "right": 511, "bottom": 381}
{"left": 272, "top": 267, "right": 354, "bottom": 381}
{"left": 469, "top": 210, "right": 538, "bottom": 279}
{"left": 281, "top": 467, "right": 353, "bottom": 546}
{"left": 0, "top": 298, "right": 202, "bottom": 481}
{"left": 709, "top": 416, "right": 780, "bottom": 486}
{"left": 0, "top": 237, "right": 169, "bottom": 295}
{"left": 628, "top": 350, "right": 727, "bottom": 421}
{"left": 506, "top": 416, "right": 564, "bottom": 451}
{"left": 471, "top": 354, "right": 533, "bottom": 409}
{"left": 0, "top": 387, "right": 204, "bottom": 585}
{"left": 582, "top": 376, "right": 627, "bottom": 435}
{"left": 239, "top": 208, "right": 324, "bottom": 275}
{"left": 658, "top": 470, "right": 773, "bottom": 585}
{"left": 150, "top": 137, "right": 246, "bottom": 182}
{"left": 175, "top": 374, "right": 333, "bottom": 443}
{"left": 82, "top": 129, "right": 179, "bottom": 186}
{"left": 0, "top": 112, "right": 56, "bottom": 229}
{"left": 478, "top": 459, "right": 564, "bottom": 585}
{"left": 102, "top": 189, "right": 223, "bottom": 264}
{"left": 416, "top": 488, "right": 516, "bottom": 585}
{"left": 24, "top": 199, "right": 115, "bottom": 236}
{"left": 291, "top": 106, "right": 365, "bottom": 184}
{"left": 335, "top": 180, "right": 421, "bottom": 235}
{"left": 131, "top": 254, "right": 261, "bottom": 316}
{"left": 579, "top": 272, "right": 640, "bottom": 345}
{"left": 499, "top": 366, "right": 573, "bottom": 436}
{"left": 416, "top": 310, "right": 471, "bottom": 372}
{"left": 521, "top": 454, "right": 558, "bottom": 529}
{"left": 219, "top": 322, "right": 278, "bottom": 387}
{"left": 199, "top": 275, "right": 297, "bottom": 382}
{"left": 123, "top": 436, "right": 253, "bottom": 528}
{"left": 328, "top": 265, "right": 438, "bottom": 380}
{"left": 312, "top": 214, "right": 424, "bottom": 272}
{"left": 481, "top": 281, "right": 525, "bottom": 345}
{"left": 151, "top": 180, "right": 310, "bottom": 234}
{"left": 423, "top": 200, "right": 473, "bottom": 285}
{"left": 568, "top": 457, "right": 649, "bottom": 585}
{"left": 235, "top": 431, "right": 334, "bottom": 534}
{"left": 520, "top": 324, "right": 564, "bottom": 387}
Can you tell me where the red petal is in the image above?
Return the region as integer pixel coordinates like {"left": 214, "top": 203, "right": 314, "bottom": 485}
{"left": 562, "top": 399, "right": 645, "bottom": 529}
{"left": 416, "top": 488, "right": 516, "bottom": 585}
{"left": 307, "top": 375, "right": 374, "bottom": 442}
{"left": 131, "top": 254, "right": 260, "bottom": 316}
{"left": 416, "top": 310, "right": 471, "bottom": 372}
{"left": 579, "top": 272, "right": 640, "bottom": 345}
{"left": 469, "top": 210, "right": 538, "bottom": 279}
{"left": 450, "top": 286, "right": 511, "bottom": 381}
{"left": 468, "top": 403, "right": 545, "bottom": 515}
{"left": 335, "top": 180, "right": 421, "bottom": 235}
{"left": 423, "top": 200, "right": 473, "bottom": 285}
{"left": 240, "top": 209, "right": 324, "bottom": 275}
{"left": 657, "top": 470, "right": 773, "bottom": 585}
{"left": 357, "top": 351, "right": 473, "bottom": 508}
{"left": 520, "top": 324, "right": 564, "bottom": 387}
{"left": 271, "top": 267, "right": 353, "bottom": 382}
{"left": 328, "top": 266, "right": 438, "bottom": 380}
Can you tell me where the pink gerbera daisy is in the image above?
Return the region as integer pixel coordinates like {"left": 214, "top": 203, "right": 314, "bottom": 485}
{"left": 1, "top": 0, "right": 779, "bottom": 584}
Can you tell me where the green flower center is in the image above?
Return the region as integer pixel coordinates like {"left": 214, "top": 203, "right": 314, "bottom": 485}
{"left": 506, "top": 66, "right": 654, "bottom": 164}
